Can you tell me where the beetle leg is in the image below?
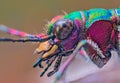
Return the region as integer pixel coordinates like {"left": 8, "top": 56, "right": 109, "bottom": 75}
{"left": 47, "top": 55, "right": 62, "bottom": 77}
{"left": 40, "top": 55, "right": 57, "bottom": 77}
{"left": 47, "top": 49, "right": 74, "bottom": 76}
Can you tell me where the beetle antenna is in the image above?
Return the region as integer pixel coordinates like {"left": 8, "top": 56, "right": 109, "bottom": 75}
{"left": 0, "top": 25, "right": 39, "bottom": 38}
{"left": 0, "top": 34, "right": 54, "bottom": 43}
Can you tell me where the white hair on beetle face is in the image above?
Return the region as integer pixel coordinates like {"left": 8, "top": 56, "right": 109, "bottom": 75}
{"left": 61, "top": 10, "right": 68, "bottom": 15}
{"left": 43, "top": 19, "right": 51, "bottom": 33}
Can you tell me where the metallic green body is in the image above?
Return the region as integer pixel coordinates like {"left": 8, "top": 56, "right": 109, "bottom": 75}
{"left": 48, "top": 8, "right": 120, "bottom": 34}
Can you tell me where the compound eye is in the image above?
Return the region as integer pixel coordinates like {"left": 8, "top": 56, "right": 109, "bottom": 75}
{"left": 53, "top": 19, "right": 74, "bottom": 40}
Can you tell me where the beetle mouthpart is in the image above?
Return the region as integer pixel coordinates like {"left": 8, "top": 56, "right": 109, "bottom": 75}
{"left": 33, "top": 57, "right": 43, "bottom": 68}
{"left": 33, "top": 48, "right": 39, "bottom": 55}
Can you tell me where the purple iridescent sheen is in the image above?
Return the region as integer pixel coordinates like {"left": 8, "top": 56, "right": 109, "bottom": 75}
{"left": 61, "top": 20, "right": 83, "bottom": 51}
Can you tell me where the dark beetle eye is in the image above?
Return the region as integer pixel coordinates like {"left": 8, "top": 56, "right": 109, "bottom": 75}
{"left": 52, "top": 19, "right": 74, "bottom": 40}
{"left": 63, "top": 23, "right": 67, "bottom": 28}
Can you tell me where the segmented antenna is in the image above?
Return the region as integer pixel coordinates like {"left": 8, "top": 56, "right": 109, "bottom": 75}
{"left": 0, "top": 25, "right": 37, "bottom": 38}
{"left": 0, "top": 35, "right": 54, "bottom": 42}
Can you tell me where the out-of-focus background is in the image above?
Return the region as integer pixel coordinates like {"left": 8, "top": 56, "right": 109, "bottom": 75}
{"left": 0, "top": 0, "right": 120, "bottom": 83}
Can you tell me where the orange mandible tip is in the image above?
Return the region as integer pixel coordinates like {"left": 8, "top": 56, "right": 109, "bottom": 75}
{"left": 42, "top": 45, "right": 58, "bottom": 59}
{"left": 34, "top": 41, "right": 51, "bottom": 54}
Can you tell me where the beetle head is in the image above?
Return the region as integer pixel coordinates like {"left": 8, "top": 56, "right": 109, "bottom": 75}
{"left": 52, "top": 19, "right": 74, "bottom": 40}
